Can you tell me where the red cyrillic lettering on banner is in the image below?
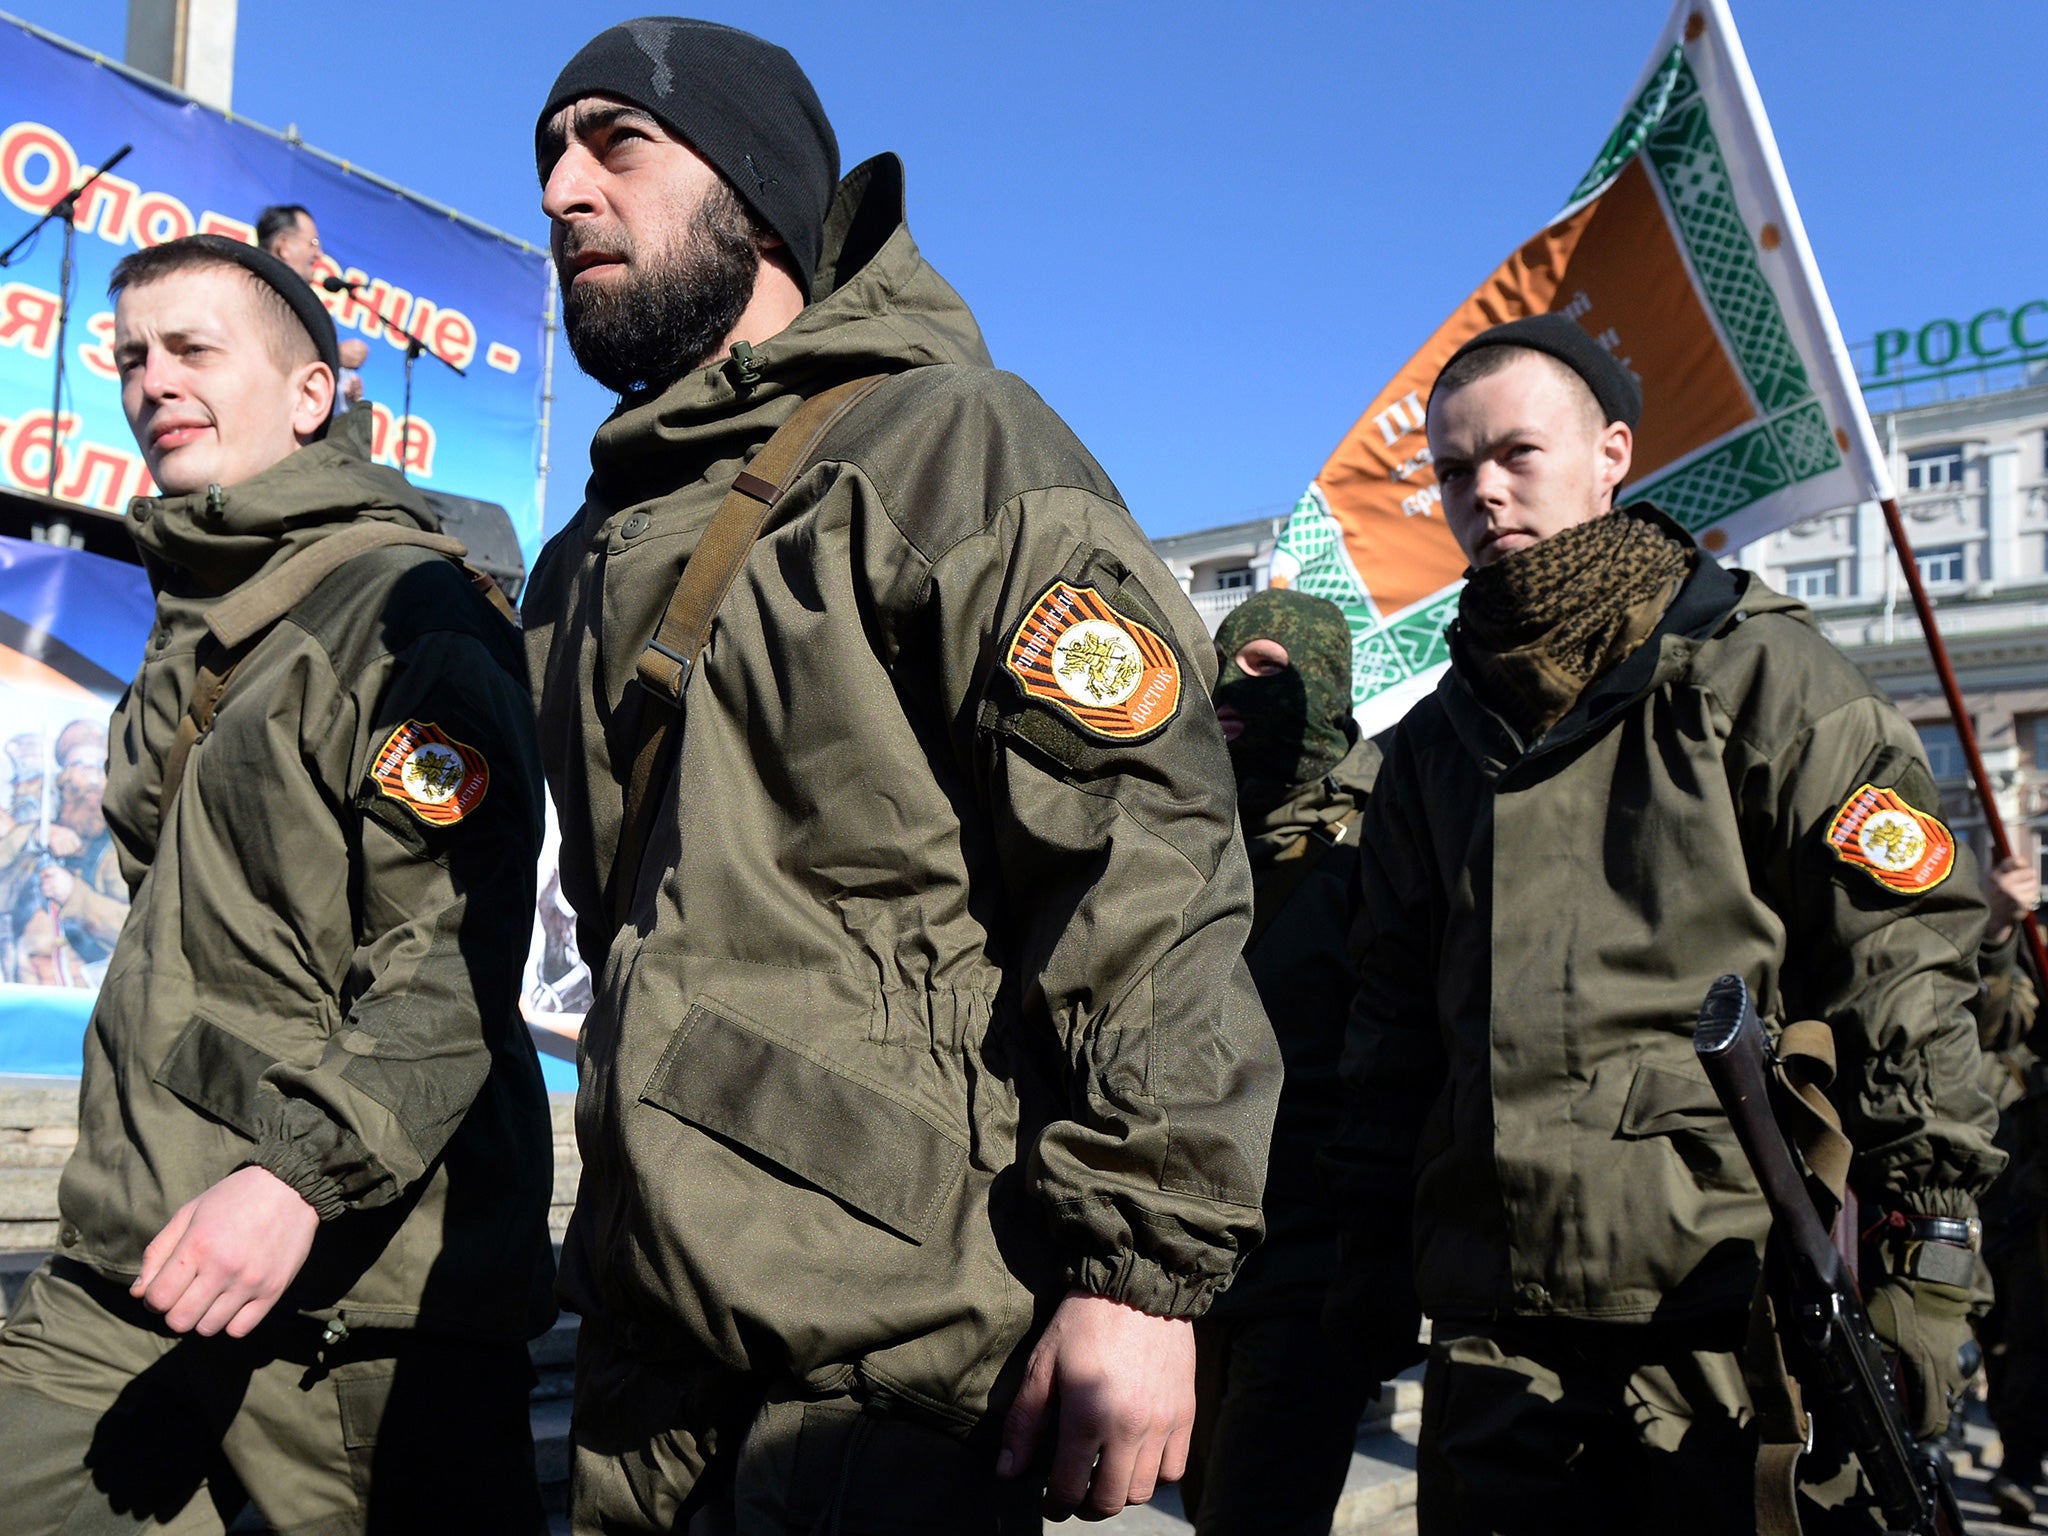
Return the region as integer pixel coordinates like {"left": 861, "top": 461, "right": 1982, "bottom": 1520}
{"left": 5, "top": 411, "right": 79, "bottom": 493}
{"left": 0, "top": 121, "right": 77, "bottom": 215}
{"left": 485, "top": 342, "right": 521, "bottom": 373}
{"left": 0, "top": 283, "right": 60, "bottom": 358}
{"left": 75, "top": 172, "right": 138, "bottom": 245}
{"left": 77, "top": 311, "right": 117, "bottom": 380}
{"left": 58, "top": 446, "right": 133, "bottom": 510}
{"left": 336, "top": 272, "right": 380, "bottom": 337}
{"left": 407, "top": 296, "right": 437, "bottom": 349}
{"left": 366, "top": 402, "right": 437, "bottom": 478}
{"left": 132, "top": 191, "right": 195, "bottom": 247}
{"left": 431, "top": 308, "right": 478, "bottom": 370}
{"left": 375, "top": 286, "right": 417, "bottom": 349}
{"left": 397, "top": 417, "right": 436, "bottom": 477}
{"left": 197, "top": 211, "right": 255, "bottom": 244}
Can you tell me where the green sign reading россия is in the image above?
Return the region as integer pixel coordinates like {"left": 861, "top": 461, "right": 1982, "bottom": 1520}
{"left": 1863, "top": 301, "right": 2048, "bottom": 385}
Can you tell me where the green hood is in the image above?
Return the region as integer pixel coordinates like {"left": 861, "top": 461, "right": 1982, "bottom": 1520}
{"left": 126, "top": 438, "right": 436, "bottom": 597}
{"left": 583, "top": 153, "right": 993, "bottom": 514}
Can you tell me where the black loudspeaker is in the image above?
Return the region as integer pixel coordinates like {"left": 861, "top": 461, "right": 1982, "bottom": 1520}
{"left": 417, "top": 490, "right": 527, "bottom": 604}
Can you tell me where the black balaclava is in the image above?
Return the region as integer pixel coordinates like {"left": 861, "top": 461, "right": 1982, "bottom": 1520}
{"left": 1213, "top": 589, "right": 1356, "bottom": 806}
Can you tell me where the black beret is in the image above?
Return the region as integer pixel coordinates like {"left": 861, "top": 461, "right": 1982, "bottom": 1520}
{"left": 1436, "top": 312, "right": 1642, "bottom": 429}
{"left": 537, "top": 18, "right": 839, "bottom": 296}
{"left": 150, "top": 234, "right": 343, "bottom": 384}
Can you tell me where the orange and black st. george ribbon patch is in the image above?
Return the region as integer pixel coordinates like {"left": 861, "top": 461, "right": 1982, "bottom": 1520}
{"left": 1824, "top": 782, "right": 1955, "bottom": 895}
{"left": 1004, "top": 581, "right": 1183, "bottom": 742}
{"left": 369, "top": 719, "right": 490, "bottom": 826}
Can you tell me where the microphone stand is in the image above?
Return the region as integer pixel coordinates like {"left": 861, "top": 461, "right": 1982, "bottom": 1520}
{"left": 324, "top": 276, "right": 466, "bottom": 480}
{"left": 0, "top": 146, "right": 133, "bottom": 499}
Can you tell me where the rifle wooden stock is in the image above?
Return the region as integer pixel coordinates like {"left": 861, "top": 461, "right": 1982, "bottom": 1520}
{"left": 1694, "top": 974, "right": 1960, "bottom": 1536}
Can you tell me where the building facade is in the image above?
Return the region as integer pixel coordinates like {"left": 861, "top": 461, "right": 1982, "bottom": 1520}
{"left": 1734, "top": 378, "right": 2048, "bottom": 881}
{"left": 1151, "top": 377, "right": 2048, "bottom": 881}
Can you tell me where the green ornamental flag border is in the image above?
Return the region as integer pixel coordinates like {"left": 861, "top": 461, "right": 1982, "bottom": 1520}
{"left": 1280, "top": 43, "right": 1848, "bottom": 718}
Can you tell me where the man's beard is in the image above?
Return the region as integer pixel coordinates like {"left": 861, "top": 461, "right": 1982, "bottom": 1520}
{"left": 559, "top": 182, "right": 761, "bottom": 396}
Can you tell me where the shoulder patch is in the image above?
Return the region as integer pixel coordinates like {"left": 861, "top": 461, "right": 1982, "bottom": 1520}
{"left": 1005, "top": 581, "right": 1182, "bottom": 743}
{"left": 370, "top": 719, "right": 489, "bottom": 826}
{"left": 1824, "top": 782, "right": 1955, "bottom": 895}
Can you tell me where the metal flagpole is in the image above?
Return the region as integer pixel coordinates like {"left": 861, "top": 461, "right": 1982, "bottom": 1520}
{"left": 1879, "top": 495, "right": 2048, "bottom": 983}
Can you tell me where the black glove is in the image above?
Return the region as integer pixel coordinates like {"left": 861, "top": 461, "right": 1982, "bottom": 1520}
{"left": 1322, "top": 1231, "right": 1426, "bottom": 1384}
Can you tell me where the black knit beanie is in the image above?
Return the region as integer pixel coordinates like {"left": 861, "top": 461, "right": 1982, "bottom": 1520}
{"left": 128, "top": 234, "right": 343, "bottom": 382}
{"left": 536, "top": 18, "right": 839, "bottom": 294}
{"left": 1436, "top": 313, "right": 1642, "bottom": 428}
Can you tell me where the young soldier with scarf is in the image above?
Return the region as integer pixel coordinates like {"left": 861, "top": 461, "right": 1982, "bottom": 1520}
{"left": 1325, "top": 314, "right": 2002, "bottom": 1533}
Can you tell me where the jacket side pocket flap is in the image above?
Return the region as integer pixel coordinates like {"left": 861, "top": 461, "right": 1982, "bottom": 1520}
{"left": 640, "top": 1001, "right": 967, "bottom": 1244}
{"left": 1618, "top": 1062, "right": 1730, "bottom": 1139}
{"left": 153, "top": 1015, "right": 277, "bottom": 1139}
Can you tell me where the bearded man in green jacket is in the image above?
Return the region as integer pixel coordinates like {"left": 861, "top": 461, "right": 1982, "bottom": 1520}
{"left": 1324, "top": 314, "right": 2003, "bottom": 1534}
{"left": 0, "top": 236, "right": 554, "bottom": 1534}
{"left": 523, "top": 18, "right": 1278, "bottom": 1533}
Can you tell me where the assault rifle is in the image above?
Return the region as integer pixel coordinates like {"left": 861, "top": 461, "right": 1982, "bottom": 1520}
{"left": 1694, "top": 974, "right": 1962, "bottom": 1536}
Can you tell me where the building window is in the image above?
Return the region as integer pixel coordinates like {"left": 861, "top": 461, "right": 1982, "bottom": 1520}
{"left": 1917, "top": 545, "right": 1966, "bottom": 586}
{"left": 1214, "top": 566, "right": 1254, "bottom": 591}
{"left": 2027, "top": 714, "right": 2048, "bottom": 770}
{"left": 1782, "top": 562, "right": 1839, "bottom": 601}
{"left": 1918, "top": 722, "right": 1966, "bottom": 781}
{"left": 1905, "top": 447, "right": 1963, "bottom": 491}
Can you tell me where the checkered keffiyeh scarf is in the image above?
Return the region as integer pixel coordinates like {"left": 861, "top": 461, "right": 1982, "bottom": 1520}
{"left": 1455, "top": 509, "right": 1694, "bottom": 742}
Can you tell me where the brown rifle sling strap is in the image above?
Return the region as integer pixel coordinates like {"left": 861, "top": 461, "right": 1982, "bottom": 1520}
{"left": 609, "top": 374, "right": 890, "bottom": 930}
{"left": 1746, "top": 1019, "right": 1855, "bottom": 1536}
{"left": 157, "top": 640, "right": 246, "bottom": 825}
{"left": 204, "top": 523, "right": 469, "bottom": 648}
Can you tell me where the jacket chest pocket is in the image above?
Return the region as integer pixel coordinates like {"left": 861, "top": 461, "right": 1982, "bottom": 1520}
{"left": 1616, "top": 1061, "right": 1752, "bottom": 1195}
{"left": 154, "top": 1015, "right": 278, "bottom": 1138}
{"left": 639, "top": 999, "right": 969, "bottom": 1244}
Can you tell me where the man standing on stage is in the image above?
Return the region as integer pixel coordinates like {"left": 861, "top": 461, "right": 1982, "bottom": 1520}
{"left": 257, "top": 203, "right": 368, "bottom": 405}
{"left": 524, "top": 18, "right": 1278, "bottom": 1531}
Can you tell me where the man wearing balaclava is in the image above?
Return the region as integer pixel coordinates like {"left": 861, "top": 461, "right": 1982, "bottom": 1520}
{"left": 1183, "top": 590, "right": 1378, "bottom": 1536}
{"left": 521, "top": 18, "right": 1278, "bottom": 1531}
{"left": 1323, "top": 314, "right": 2002, "bottom": 1531}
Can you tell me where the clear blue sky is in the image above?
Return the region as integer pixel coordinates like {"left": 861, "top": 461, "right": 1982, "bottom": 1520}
{"left": 16, "top": 1, "right": 2048, "bottom": 541}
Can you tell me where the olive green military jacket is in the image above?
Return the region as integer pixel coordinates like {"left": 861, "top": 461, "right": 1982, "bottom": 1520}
{"left": 1210, "top": 735, "right": 1378, "bottom": 1317}
{"left": 1327, "top": 517, "right": 2002, "bottom": 1324}
{"left": 63, "top": 440, "right": 554, "bottom": 1341}
{"left": 522, "top": 155, "right": 1278, "bottom": 1425}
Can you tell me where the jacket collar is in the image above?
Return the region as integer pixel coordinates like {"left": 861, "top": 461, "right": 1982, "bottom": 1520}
{"left": 125, "top": 438, "right": 436, "bottom": 598}
{"left": 1438, "top": 504, "right": 1749, "bottom": 777}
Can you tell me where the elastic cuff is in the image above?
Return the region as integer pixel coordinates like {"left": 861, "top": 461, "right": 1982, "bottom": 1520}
{"left": 1898, "top": 1187, "right": 1980, "bottom": 1223}
{"left": 247, "top": 1141, "right": 348, "bottom": 1222}
{"left": 1070, "top": 1252, "right": 1221, "bottom": 1320}
{"left": 1980, "top": 927, "right": 2022, "bottom": 972}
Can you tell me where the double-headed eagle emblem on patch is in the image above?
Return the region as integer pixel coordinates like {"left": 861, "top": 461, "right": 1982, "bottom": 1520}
{"left": 1005, "top": 581, "right": 1183, "bottom": 743}
{"left": 370, "top": 719, "right": 490, "bottom": 826}
{"left": 1824, "top": 782, "right": 1954, "bottom": 895}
